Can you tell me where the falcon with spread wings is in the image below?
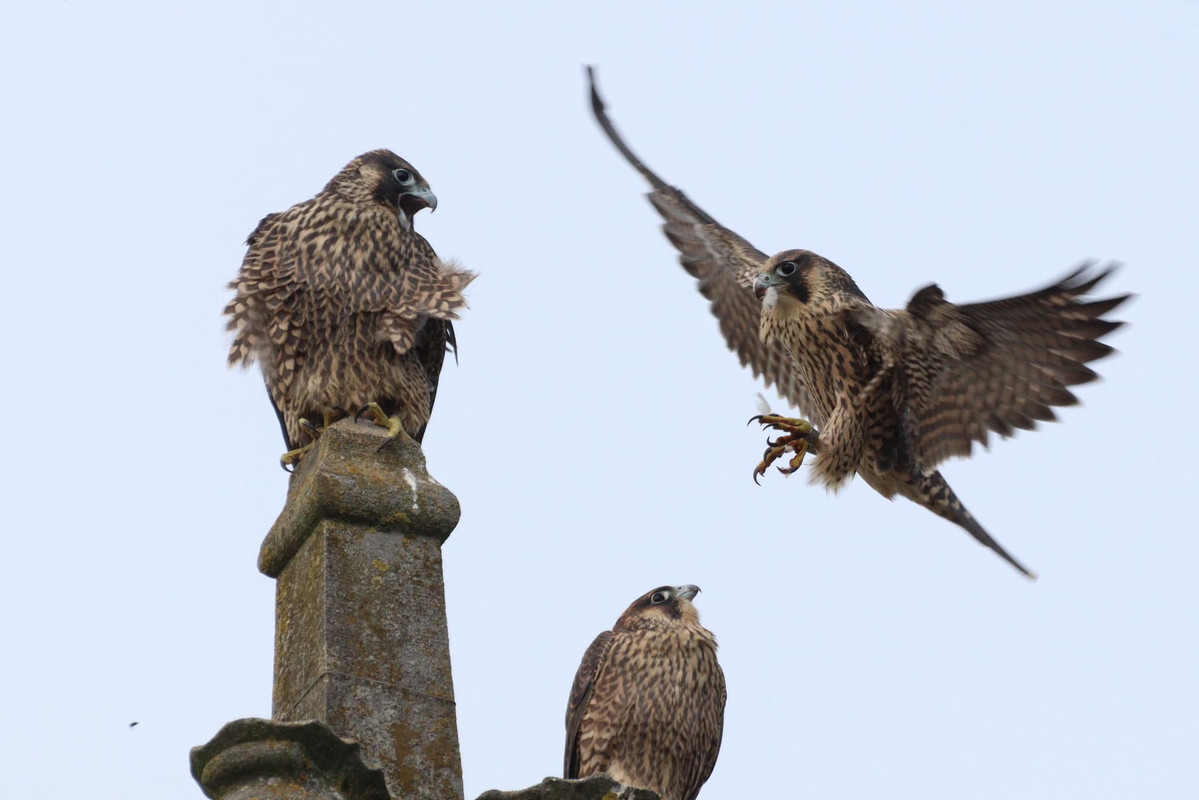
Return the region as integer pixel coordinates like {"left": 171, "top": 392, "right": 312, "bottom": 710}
{"left": 565, "top": 585, "right": 726, "bottom": 800}
{"left": 588, "top": 68, "right": 1128, "bottom": 578}
{"left": 225, "top": 150, "right": 475, "bottom": 466}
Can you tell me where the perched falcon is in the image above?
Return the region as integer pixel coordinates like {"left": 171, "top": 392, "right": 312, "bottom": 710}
{"left": 224, "top": 150, "right": 475, "bottom": 465}
{"left": 587, "top": 68, "right": 1128, "bottom": 578}
{"left": 565, "top": 585, "right": 726, "bottom": 800}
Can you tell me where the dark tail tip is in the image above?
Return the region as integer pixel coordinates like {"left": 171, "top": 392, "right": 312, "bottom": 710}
{"left": 962, "top": 511, "right": 1038, "bottom": 580}
{"left": 585, "top": 65, "right": 603, "bottom": 115}
{"left": 919, "top": 471, "right": 1038, "bottom": 579}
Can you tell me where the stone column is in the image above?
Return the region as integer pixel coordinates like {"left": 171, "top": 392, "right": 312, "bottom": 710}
{"left": 259, "top": 419, "right": 463, "bottom": 800}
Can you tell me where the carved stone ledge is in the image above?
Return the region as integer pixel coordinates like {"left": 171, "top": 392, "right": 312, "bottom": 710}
{"left": 191, "top": 718, "right": 390, "bottom": 800}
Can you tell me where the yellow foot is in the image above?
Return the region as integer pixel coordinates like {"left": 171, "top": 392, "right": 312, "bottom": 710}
{"left": 280, "top": 440, "right": 316, "bottom": 472}
{"left": 354, "top": 402, "right": 411, "bottom": 452}
{"left": 322, "top": 407, "right": 349, "bottom": 428}
{"left": 278, "top": 408, "right": 350, "bottom": 471}
{"left": 748, "top": 414, "right": 817, "bottom": 484}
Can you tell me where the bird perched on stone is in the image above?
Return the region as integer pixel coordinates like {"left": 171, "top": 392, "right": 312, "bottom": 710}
{"left": 565, "top": 585, "right": 726, "bottom": 800}
{"left": 224, "top": 150, "right": 475, "bottom": 466}
{"left": 587, "top": 68, "right": 1128, "bottom": 578}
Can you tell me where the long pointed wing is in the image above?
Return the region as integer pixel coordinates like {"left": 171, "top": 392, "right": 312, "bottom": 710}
{"left": 410, "top": 318, "right": 452, "bottom": 444}
{"left": 686, "top": 661, "right": 727, "bottom": 800}
{"left": 563, "top": 630, "right": 615, "bottom": 779}
{"left": 894, "top": 264, "right": 1129, "bottom": 467}
{"left": 587, "top": 67, "right": 819, "bottom": 421}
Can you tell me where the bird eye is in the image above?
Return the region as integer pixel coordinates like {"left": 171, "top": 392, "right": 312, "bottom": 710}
{"left": 393, "top": 168, "right": 413, "bottom": 183}
{"left": 777, "top": 261, "right": 797, "bottom": 277}
{"left": 650, "top": 591, "right": 669, "bottom": 604}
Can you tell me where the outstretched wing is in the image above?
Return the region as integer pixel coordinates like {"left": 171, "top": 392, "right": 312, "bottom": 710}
{"left": 895, "top": 264, "right": 1129, "bottom": 468}
{"left": 564, "top": 630, "right": 615, "bottom": 779}
{"left": 588, "top": 67, "right": 819, "bottom": 422}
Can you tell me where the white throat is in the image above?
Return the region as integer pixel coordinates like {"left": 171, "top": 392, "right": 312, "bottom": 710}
{"left": 761, "top": 286, "right": 780, "bottom": 311}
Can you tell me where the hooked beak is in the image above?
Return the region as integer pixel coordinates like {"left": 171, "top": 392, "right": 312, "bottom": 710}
{"left": 399, "top": 186, "right": 437, "bottom": 216}
{"left": 754, "top": 272, "right": 780, "bottom": 300}
{"left": 674, "top": 584, "right": 701, "bottom": 601}
{"left": 396, "top": 186, "right": 437, "bottom": 231}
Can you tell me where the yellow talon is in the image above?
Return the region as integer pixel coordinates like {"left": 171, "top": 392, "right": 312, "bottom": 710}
{"left": 278, "top": 408, "right": 350, "bottom": 470}
{"left": 749, "top": 414, "right": 817, "bottom": 484}
{"left": 280, "top": 441, "right": 316, "bottom": 471}
{"left": 354, "top": 402, "right": 412, "bottom": 451}
{"left": 750, "top": 413, "right": 813, "bottom": 437}
{"left": 322, "top": 407, "right": 348, "bottom": 429}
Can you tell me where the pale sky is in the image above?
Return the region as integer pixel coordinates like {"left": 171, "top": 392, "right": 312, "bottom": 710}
{"left": 2, "top": 2, "right": 1196, "bottom": 799}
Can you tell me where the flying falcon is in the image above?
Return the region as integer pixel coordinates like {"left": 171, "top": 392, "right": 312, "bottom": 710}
{"left": 565, "top": 585, "right": 726, "bottom": 800}
{"left": 587, "top": 68, "right": 1128, "bottom": 578}
{"left": 224, "top": 150, "right": 475, "bottom": 466}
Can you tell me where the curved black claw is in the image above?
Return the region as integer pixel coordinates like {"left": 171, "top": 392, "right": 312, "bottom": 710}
{"left": 353, "top": 405, "right": 370, "bottom": 424}
{"left": 747, "top": 414, "right": 766, "bottom": 427}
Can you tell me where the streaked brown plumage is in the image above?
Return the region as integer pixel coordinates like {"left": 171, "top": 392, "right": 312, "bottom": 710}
{"left": 565, "top": 585, "right": 726, "bottom": 800}
{"left": 224, "top": 150, "right": 474, "bottom": 460}
{"left": 588, "top": 68, "right": 1129, "bottom": 578}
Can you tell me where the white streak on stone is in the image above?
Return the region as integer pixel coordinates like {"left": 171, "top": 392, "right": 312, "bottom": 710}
{"left": 400, "top": 467, "right": 420, "bottom": 512}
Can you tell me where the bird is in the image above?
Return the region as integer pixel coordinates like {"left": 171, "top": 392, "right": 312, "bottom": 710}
{"left": 587, "top": 67, "right": 1129, "bottom": 578}
{"left": 565, "top": 585, "right": 726, "bottom": 800}
{"left": 224, "top": 150, "right": 475, "bottom": 467}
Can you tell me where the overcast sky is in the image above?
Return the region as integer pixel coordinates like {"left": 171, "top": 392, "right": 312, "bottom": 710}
{"left": 2, "top": 2, "right": 1197, "bottom": 799}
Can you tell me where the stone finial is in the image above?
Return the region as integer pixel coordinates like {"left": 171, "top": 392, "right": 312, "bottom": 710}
{"left": 191, "top": 718, "right": 390, "bottom": 800}
{"left": 259, "top": 419, "right": 465, "bottom": 800}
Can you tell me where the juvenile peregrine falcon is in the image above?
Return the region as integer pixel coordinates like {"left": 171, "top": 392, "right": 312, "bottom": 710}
{"left": 224, "top": 150, "right": 475, "bottom": 466}
{"left": 565, "top": 585, "right": 726, "bottom": 800}
{"left": 587, "top": 68, "right": 1128, "bottom": 578}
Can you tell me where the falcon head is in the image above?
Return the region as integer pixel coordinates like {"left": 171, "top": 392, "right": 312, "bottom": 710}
{"left": 329, "top": 149, "right": 438, "bottom": 230}
{"left": 755, "top": 249, "right": 868, "bottom": 309}
{"left": 615, "top": 584, "right": 705, "bottom": 631}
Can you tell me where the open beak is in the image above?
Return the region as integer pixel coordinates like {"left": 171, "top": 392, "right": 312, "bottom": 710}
{"left": 397, "top": 187, "right": 437, "bottom": 231}
{"left": 400, "top": 186, "right": 438, "bottom": 215}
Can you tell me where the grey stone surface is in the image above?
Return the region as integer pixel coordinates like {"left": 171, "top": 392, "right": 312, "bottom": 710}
{"left": 475, "top": 777, "right": 659, "bottom": 800}
{"left": 190, "top": 717, "right": 391, "bottom": 800}
{"left": 263, "top": 419, "right": 464, "bottom": 800}
{"left": 260, "top": 419, "right": 461, "bottom": 577}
